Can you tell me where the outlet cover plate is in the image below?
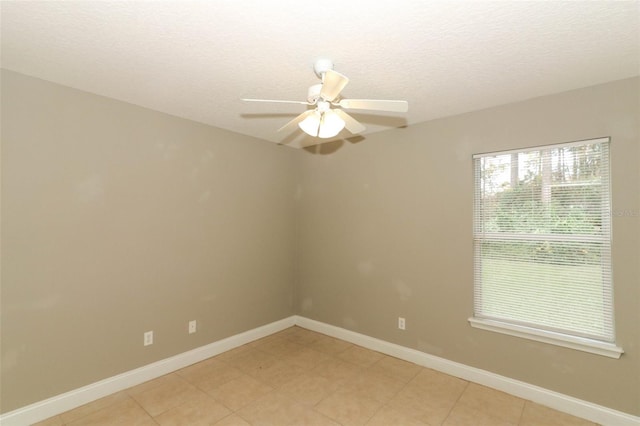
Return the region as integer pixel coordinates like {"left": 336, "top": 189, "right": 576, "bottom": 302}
{"left": 398, "top": 317, "right": 406, "bottom": 330}
{"left": 144, "top": 331, "right": 153, "bottom": 346}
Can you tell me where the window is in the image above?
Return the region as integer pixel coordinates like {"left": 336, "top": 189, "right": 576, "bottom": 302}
{"left": 469, "top": 138, "right": 623, "bottom": 358}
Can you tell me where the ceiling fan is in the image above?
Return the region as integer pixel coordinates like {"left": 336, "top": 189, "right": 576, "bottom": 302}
{"left": 242, "top": 59, "right": 408, "bottom": 139}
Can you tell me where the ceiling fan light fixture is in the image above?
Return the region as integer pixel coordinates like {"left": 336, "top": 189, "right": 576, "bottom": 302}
{"left": 318, "top": 110, "right": 345, "bottom": 138}
{"left": 298, "top": 107, "right": 345, "bottom": 139}
{"left": 298, "top": 111, "right": 321, "bottom": 137}
{"left": 243, "top": 59, "right": 408, "bottom": 142}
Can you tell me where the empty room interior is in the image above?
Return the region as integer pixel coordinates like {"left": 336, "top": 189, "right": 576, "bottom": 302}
{"left": 1, "top": 2, "right": 639, "bottom": 426}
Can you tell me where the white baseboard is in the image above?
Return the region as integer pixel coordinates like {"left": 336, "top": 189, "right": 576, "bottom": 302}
{"left": 3, "top": 315, "right": 638, "bottom": 426}
{"left": 294, "top": 316, "right": 640, "bottom": 426}
{"left": 0, "top": 316, "right": 296, "bottom": 426}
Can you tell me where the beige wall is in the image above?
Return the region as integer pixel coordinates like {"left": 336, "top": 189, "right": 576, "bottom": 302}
{"left": 2, "top": 70, "right": 638, "bottom": 417}
{"left": 296, "top": 77, "right": 640, "bottom": 415}
{"left": 0, "top": 70, "right": 297, "bottom": 413}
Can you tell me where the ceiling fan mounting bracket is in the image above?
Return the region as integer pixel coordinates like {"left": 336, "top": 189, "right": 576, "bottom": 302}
{"left": 313, "top": 58, "right": 334, "bottom": 79}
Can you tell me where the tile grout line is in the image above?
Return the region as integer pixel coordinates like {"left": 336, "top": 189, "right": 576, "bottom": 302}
{"left": 368, "top": 357, "right": 420, "bottom": 424}
{"left": 130, "top": 391, "right": 159, "bottom": 424}
{"left": 441, "top": 380, "right": 471, "bottom": 425}
{"left": 516, "top": 399, "right": 528, "bottom": 425}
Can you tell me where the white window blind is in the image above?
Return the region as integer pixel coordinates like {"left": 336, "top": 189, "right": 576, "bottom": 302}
{"left": 472, "top": 138, "right": 618, "bottom": 353}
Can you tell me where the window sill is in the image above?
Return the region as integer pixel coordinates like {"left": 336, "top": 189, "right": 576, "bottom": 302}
{"left": 468, "top": 317, "right": 624, "bottom": 359}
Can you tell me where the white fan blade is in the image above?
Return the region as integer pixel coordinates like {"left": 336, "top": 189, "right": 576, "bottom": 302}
{"left": 337, "top": 99, "right": 408, "bottom": 112}
{"left": 242, "top": 98, "right": 311, "bottom": 105}
{"left": 278, "top": 110, "right": 315, "bottom": 133}
{"left": 334, "top": 109, "right": 366, "bottom": 134}
{"left": 320, "top": 70, "right": 349, "bottom": 102}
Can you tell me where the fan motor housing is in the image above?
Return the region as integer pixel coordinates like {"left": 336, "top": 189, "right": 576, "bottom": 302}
{"left": 307, "top": 84, "right": 322, "bottom": 103}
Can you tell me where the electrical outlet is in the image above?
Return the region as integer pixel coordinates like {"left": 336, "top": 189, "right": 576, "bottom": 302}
{"left": 398, "top": 317, "right": 406, "bottom": 330}
{"left": 144, "top": 331, "right": 153, "bottom": 346}
{"left": 188, "top": 320, "right": 197, "bottom": 334}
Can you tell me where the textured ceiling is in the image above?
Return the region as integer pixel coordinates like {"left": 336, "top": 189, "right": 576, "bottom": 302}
{"left": 1, "top": 1, "right": 639, "bottom": 148}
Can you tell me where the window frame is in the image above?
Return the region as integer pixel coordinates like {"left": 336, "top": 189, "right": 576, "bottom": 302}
{"left": 468, "top": 137, "right": 623, "bottom": 359}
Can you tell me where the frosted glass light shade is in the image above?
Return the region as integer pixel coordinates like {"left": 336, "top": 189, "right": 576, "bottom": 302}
{"left": 318, "top": 110, "right": 345, "bottom": 138}
{"left": 298, "top": 111, "right": 321, "bottom": 137}
{"left": 298, "top": 109, "right": 345, "bottom": 138}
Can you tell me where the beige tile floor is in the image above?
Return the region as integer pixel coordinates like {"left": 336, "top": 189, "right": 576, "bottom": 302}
{"left": 34, "top": 326, "right": 598, "bottom": 426}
